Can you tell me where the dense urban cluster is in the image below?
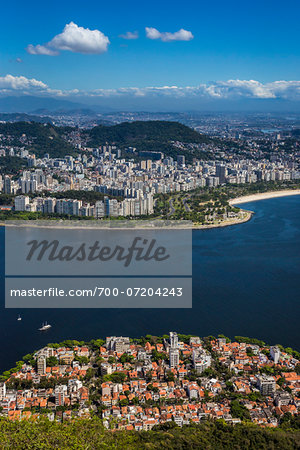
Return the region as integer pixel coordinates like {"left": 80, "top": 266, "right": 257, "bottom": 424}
{"left": 0, "top": 126, "right": 299, "bottom": 219}
{"left": 0, "top": 332, "right": 299, "bottom": 430}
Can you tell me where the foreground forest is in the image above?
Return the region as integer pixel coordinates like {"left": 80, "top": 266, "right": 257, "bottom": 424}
{"left": 0, "top": 418, "right": 299, "bottom": 449}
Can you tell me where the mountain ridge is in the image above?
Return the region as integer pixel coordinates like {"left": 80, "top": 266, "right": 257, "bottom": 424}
{"left": 0, "top": 120, "right": 215, "bottom": 160}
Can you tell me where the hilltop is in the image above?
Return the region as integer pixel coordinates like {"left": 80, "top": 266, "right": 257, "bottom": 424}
{"left": 88, "top": 120, "right": 211, "bottom": 145}
{"left": 87, "top": 120, "right": 214, "bottom": 160}
{"left": 0, "top": 120, "right": 216, "bottom": 161}
{"left": 0, "top": 121, "right": 77, "bottom": 158}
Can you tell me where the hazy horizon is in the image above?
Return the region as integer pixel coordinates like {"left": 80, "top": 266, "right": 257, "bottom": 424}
{"left": 0, "top": 0, "right": 299, "bottom": 113}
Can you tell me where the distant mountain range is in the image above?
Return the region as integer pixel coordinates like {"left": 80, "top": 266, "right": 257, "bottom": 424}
{"left": 0, "top": 95, "right": 299, "bottom": 114}
{"left": 0, "top": 96, "right": 100, "bottom": 114}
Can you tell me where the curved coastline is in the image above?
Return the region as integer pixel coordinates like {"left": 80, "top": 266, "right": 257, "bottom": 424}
{"left": 229, "top": 189, "right": 300, "bottom": 205}
{"left": 0, "top": 190, "right": 299, "bottom": 230}
{"left": 192, "top": 210, "right": 253, "bottom": 230}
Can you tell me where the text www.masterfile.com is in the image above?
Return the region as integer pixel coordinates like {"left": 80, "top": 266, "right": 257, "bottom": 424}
{"left": 9, "top": 287, "right": 184, "bottom": 297}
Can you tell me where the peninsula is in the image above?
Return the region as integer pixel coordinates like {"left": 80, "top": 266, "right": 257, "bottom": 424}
{"left": 0, "top": 332, "right": 299, "bottom": 448}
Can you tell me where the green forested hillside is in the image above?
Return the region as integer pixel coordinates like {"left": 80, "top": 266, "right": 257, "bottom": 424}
{"left": 87, "top": 120, "right": 214, "bottom": 160}
{"left": 0, "top": 122, "right": 77, "bottom": 158}
{"left": 0, "top": 120, "right": 215, "bottom": 161}
{"left": 0, "top": 418, "right": 299, "bottom": 449}
{"left": 88, "top": 120, "right": 211, "bottom": 145}
{"left": 0, "top": 156, "right": 27, "bottom": 174}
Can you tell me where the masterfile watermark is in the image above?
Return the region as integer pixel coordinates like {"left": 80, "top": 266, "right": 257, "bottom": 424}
{"left": 6, "top": 279, "right": 192, "bottom": 308}
{"left": 5, "top": 220, "right": 192, "bottom": 308}
{"left": 26, "top": 237, "right": 170, "bottom": 267}
{"left": 5, "top": 222, "right": 191, "bottom": 276}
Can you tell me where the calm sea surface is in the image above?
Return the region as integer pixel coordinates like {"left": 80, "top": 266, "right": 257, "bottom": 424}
{"left": 0, "top": 195, "right": 299, "bottom": 372}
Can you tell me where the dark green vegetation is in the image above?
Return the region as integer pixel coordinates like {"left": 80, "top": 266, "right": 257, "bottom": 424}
{"left": 235, "top": 336, "right": 267, "bottom": 347}
{"left": 0, "top": 194, "right": 14, "bottom": 205}
{"left": 155, "top": 180, "right": 300, "bottom": 222}
{"left": 87, "top": 120, "right": 214, "bottom": 161}
{"left": 155, "top": 189, "right": 234, "bottom": 224}
{"left": 0, "top": 122, "right": 77, "bottom": 158}
{"left": 87, "top": 120, "right": 211, "bottom": 145}
{"left": 0, "top": 418, "right": 299, "bottom": 449}
{"left": 1, "top": 120, "right": 299, "bottom": 166}
{"left": 222, "top": 180, "right": 300, "bottom": 199}
{"left": 230, "top": 399, "right": 251, "bottom": 421}
{"left": 0, "top": 156, "right": 27, "bottom": 175}
{"left": 0, "top": 120, "right": 217, "bottom": 162}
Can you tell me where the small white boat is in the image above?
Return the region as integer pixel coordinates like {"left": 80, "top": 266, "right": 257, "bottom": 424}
{"left": 17, "top": 314, "right": 22, "bottom": 321}
{"left": 39, "top": 321, "right": 52, "bottom": 331}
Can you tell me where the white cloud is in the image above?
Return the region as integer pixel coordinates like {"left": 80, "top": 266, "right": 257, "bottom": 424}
{"left": 0, "top": 75, "right": 63, "bottom": 96}
{"left": 119, "top": 31, "right": 139, "bottom": 40}
{"left": 145, "top": 27, "right": 194, "bottom": 42}
{"left": 197, "top": 79, "right": 300, "bottom": 99}
{"left": 27, "top": 44, "right": 59, "bottom": 56}
{"left": 266, "top": 80, "right": 300, "bottom": 98}
{"left": 203, "top": 80, "right": 277, "bottom": 99}
{"left": 0, "top": 75, "right": 299, "bottom": 101}
{"left": 26, "top": 22, "right": 110, "bottom": 55}
{"left": 0, "top": 74, "right": 48, "bottom": 90}
{"left": 80, "top": 80, "right": 300, "bottom": 100}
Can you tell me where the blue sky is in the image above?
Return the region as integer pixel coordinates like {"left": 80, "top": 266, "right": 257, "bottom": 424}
{"left": 0, "top": 0, "right": 299, "bottom": 108}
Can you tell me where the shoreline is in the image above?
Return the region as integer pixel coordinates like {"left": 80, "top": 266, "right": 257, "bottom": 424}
{"left": 229, "top": 189, "right": 300, "bottom": 205}
{"left": 192, "top": 210, "right": 253, "bottom": 230}
{"left": 1, "top": 189, "right": 299, "bottom": 230}
{"left": 0, "top": 210, "right": 253, "bottom": 230}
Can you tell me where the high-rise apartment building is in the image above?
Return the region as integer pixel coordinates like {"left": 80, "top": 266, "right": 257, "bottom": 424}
{"left": 37, "top": 355, "right": 46, "bottom": 376}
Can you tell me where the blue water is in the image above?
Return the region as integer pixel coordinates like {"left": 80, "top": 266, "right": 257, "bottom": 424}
{"left": 0, "top": 196, "right": 299, "bottom": 372}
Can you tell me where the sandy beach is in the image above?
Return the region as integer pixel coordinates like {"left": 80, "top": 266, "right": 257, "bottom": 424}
{"left": 229, "top": 189, "right": 300, "bottom": 205}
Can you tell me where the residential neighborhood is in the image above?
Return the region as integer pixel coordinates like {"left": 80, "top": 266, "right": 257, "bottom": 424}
{"left": 0, "top": 332, "right": 299, "bottom": 430}
{"left": 0, "top": 120, "right": 299, "bottom": 220}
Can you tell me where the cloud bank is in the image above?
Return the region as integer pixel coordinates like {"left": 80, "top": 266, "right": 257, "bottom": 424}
{"left": 0, "top": 75, "right": 63, "bottom": 96}
{"left": 145, "top": 27, "right": 194, "bottom": 42}
{"left": 0, "top": 75, "right": 299, "bottom": 102}
{"left": 0, "top": 75, "right": 48, "bottom": 91}
{"left": 27, "top": 22, "right": 110, "bottom": 55}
